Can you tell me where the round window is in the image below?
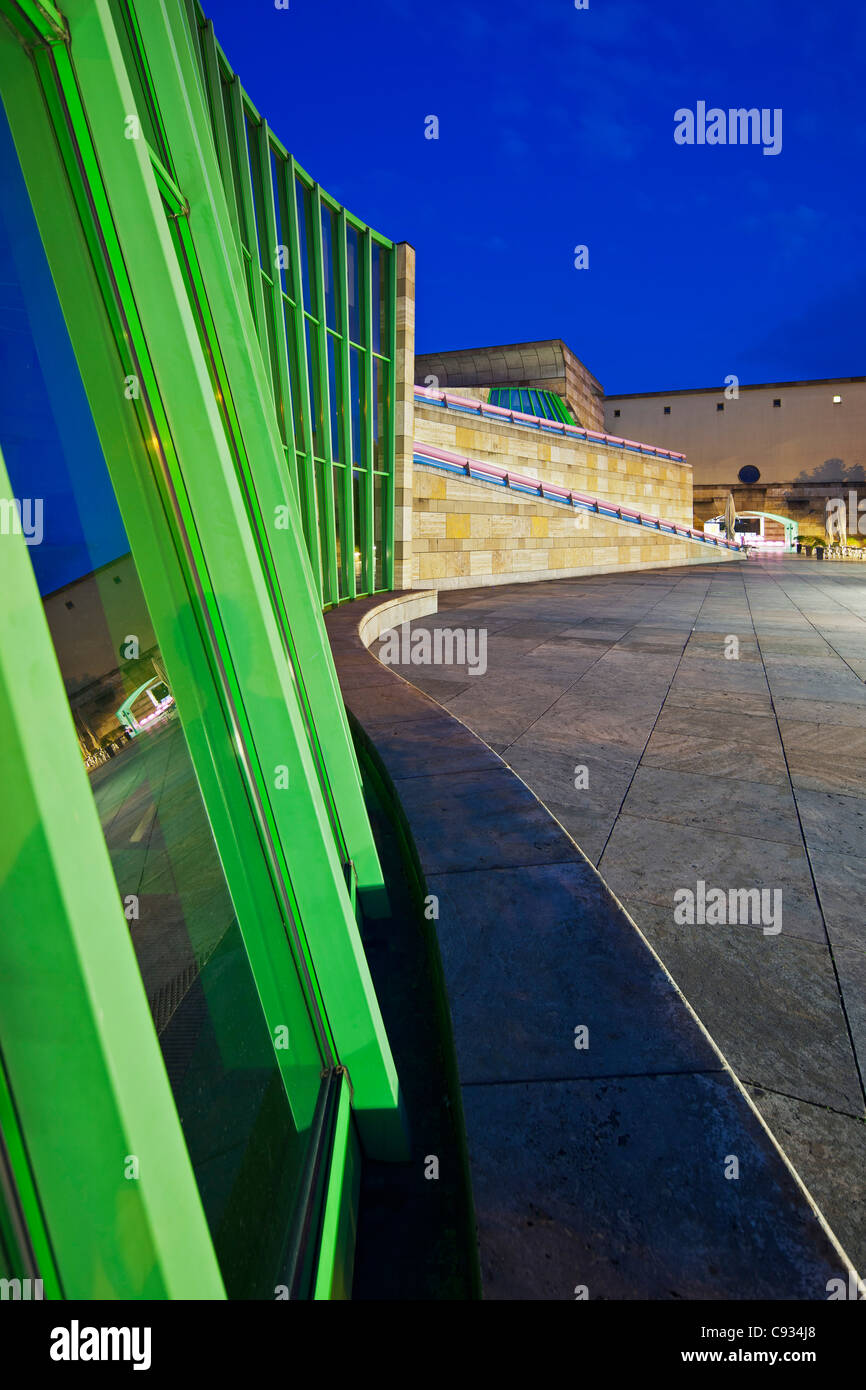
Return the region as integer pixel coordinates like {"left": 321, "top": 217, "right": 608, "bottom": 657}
{"left": 738, "top": 465, "right": 761, "bottom": 484}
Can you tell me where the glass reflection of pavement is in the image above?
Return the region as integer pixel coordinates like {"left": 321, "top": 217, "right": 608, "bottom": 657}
{"left": 89, "top": 719, "right": 236, "bottom": 1033}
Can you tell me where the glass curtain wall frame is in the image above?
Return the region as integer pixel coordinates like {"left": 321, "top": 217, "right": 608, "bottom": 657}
{"left": 180, "top": 0, "right": 397, "bottom": 605}
{"left": 0, "top": 436, "right": 225, "bottom": 1300}
{"left": 117, "top": 0, "right": 394, "bottom": 917}
{"left": 0, "top": 85, "right": 343, "bottom": 1303}
{"left": 0, "top": 0, "right": 405, "bottom": 1294}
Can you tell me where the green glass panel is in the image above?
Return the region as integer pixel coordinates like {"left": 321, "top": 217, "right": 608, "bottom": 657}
{"left": 315, "top": 461, "right": 333, "bottom": 606}
{"left": 349, "top": 346, "right": 364, "bottom": 468}
{"left": 333, "top": 463, "right": 347, "bottom": 599}
{"left": 296, "top": 179, "right": 314, "bottom": 313}
{"left": 321, "top": 204, "right": 338, "bottom": 332}
{"left": 305, "top": 315, "right": 323, "bottom": 455}
{"left": 219, "top": 72, "right": 248, "bottom": 251}
{"left": 270, "top": 148, "right": 289, "bottom": 297}
{"left": 372, "top": 356, "right": 389, "bottom": 472}
{"left": 346, "top": 224, "right": 361, "bottom": 345}
{"left": 0, "top": 143, "right": 326, "bottom": 1299}
{"left": 352, "top": 469, "right": 363, "bottom": 590}
{"left": 373, "top": 472, "right": 385, "bottom": 590}
{"left": 327, "top": 332, "right": 341, "bottom": 463}
{"left": 244, "top": 110, "right": 266, "bottom": 271}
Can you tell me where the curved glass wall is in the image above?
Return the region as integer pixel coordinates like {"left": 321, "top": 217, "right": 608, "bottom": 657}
{"left": 0, "top": 95, "right": 328, "bottom": 1300}
{"left": 0, "top": 0, "right": 405, "bottom": 1301}
{"left": 168, "top": 0, "right": 397, "bottom": 606}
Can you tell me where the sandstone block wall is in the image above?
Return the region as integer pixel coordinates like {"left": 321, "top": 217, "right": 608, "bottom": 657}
{"left": 412, "top": 465, "right": 735, "bottom": 589}
{"left": 415, "top": 400, "right": 694, "bottom": 528}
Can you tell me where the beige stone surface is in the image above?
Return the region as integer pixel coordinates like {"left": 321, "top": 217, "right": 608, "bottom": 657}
{"left": 605, "top": 378, "right": 866, "bottom": 488}
{"left": 393, "top": 242, "right": 416, "bottom": 588}
{"left": 415, "top": 400, "right": 694, "bottom": 526}
{"left": 411, "top": 465, "right": 735, "bottom": 590}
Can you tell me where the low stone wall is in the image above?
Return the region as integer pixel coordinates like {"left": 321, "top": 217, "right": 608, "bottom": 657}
{"left": 413, "top": 464, "right": 736, "bottom": 589}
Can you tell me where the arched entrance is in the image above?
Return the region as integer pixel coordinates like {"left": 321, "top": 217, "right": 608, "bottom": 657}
{"left": 704, "top": 511, "right": 798, "bottom": 551}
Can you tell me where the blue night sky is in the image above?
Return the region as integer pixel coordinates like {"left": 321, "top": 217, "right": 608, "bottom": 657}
{"left": 202, "top": 0, "right": 865, "bottom": 394}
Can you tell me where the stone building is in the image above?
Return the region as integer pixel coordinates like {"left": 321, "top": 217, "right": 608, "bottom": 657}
{"left": 603, "top": 377, "right": 866, "bottom": 539}
{"left": 415, "top": 339, "right": 605, "bottom": 432}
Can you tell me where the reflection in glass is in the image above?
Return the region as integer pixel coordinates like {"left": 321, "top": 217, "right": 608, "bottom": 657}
{"left": 321, "top": 205, "right": 338, "bottom": 331}
{"left": 346, "top": 224, "right": 361, "bottom": 345}
{"left": 333, "top": 463, "right": 346, "bottom": 598}
{"left": 327, "top": 332, "right": 341, "bottom": 463}
{"left": 372, "top": 357, "right": 389, "bottom": 473}
{"left": 353, "top": 470, "right": 363, "bottom": 588}
{"left": 373, "top": 473, "right": 384, "bottom": 591}
{"left": 0, "top": 107, "right": 325, "bottom": 1298}
{"left": 270, "top": 148, "right": 288, "bottom": 295}
{"left": 295, "top": 178, "right": 314, "bottom": 312}
{"left": 315, "top": 462, "right": 333, "bottom": 605}
{"left": 305, "top": 316, "right": 322, "bottom": 454}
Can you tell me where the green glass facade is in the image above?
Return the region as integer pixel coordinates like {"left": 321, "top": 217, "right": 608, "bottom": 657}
{"left": 488, "top": 386, "right": 576, "bottom": 424}
{"left": 0, "top": 0, "right": 405, "bottom": 1300}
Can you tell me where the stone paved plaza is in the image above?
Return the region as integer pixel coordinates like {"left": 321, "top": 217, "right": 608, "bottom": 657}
{"left": 385, "top": 555, "right": 866, "bottom": 1270}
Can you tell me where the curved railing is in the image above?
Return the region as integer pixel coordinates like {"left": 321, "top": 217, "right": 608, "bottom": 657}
{"left": 415, "top": 386, "right": 688, "bottom": 465}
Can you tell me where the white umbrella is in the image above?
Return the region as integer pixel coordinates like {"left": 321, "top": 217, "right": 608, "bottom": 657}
{"left": 724, "top": 493, "right": 737, "bottom": 542}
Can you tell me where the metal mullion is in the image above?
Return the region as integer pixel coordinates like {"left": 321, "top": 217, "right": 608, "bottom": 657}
{"left": 285, "top": 154, "right": 320, "bottom": 589}
{"left": 120, "top": 0, "right": 175, "bottom": 173}
{"left": 147, "top": 144, "right": 187, "bottom": 216}
{"left": 336, "top": 209, "right": 356, "bottom": 601}
{"left": 180, "top": 0, "right": 207, "bottom": 95}
{"left": 310, "top": 184, "right": 338, "bottom": 605}
{"left": 362, "top": 231, "right": 375, "bottom": 593}
{"left": 227, "top": 77, "right": 269, "bottom": 355}
{"left": 383, "top": 244, "right": 397, "bottom": 590}
{"left": 199, "top": 21, "right": 242, "bottom": 252}
{"left": 1, "top": 0, "right": 65, "bottom": 41}
{"left": 257, "top": 119, "right": 299, "bottom": 498}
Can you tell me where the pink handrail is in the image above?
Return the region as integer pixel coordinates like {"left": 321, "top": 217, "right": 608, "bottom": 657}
{"left": 414, "top": 386, "right": 687, "bottom": 464}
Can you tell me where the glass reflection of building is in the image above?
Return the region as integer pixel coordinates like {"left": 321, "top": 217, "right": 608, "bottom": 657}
{"left": 0, "top": 0, "right": 406, "bottom": 1302}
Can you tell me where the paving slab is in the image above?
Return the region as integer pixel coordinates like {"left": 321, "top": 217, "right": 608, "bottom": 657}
{"left": 598, "top": 815, "right": 825, "bottom": 943}
{"left": 620, "top": 765, "right": 802, "bottom": 845}
{"left": 621, "top": 903, "right": 863, "bottom": 1116}
{"left": 464, "top": 1074, "right": 848, "bottom": 1301}
{"left": 426, "top": 862, "right": 721, "bottom": 1085}
{"left": 795, "top": 787, "right": 866, "bottom": 859}
{"left": 747, "top": 1086, "right": 866, "bottom": 1282}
